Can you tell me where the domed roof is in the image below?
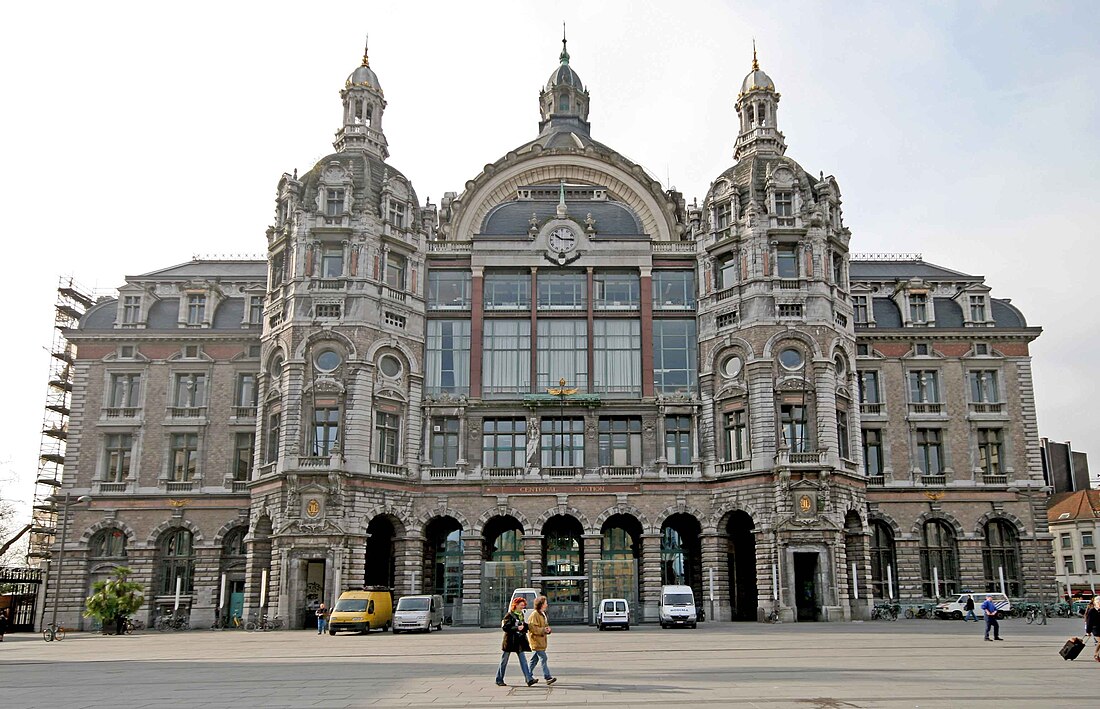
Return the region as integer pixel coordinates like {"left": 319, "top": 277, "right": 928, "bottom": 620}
{"left": 740, "top": 68, "right": 774, "bottom": 94}
{"left": 346, "top": 63, "right": 381, "bottom": 90}
{"left": 548, "top": 63, "right": 584, "bottom": 90}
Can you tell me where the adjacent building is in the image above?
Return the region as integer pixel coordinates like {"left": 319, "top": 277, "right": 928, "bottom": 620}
{"left": 1047, "top": 491, "right": 1100, "bottom": 597}
{"left": 40, "top": 39, "right": 1057, "bottom": 630}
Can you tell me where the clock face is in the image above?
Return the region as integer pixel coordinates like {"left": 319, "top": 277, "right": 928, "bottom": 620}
{"left": 548, "top": 226, "right": 577, "bottom": 253}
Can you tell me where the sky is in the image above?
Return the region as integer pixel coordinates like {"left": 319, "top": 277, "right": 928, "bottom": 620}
{"left": 1, "top": 0, "right": 1098, "bottom": 530}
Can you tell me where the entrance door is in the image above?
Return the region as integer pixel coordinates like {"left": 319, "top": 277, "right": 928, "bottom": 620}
{"left": 793, "top": 552, "right": 818, "bottom": 621}
{"left": 540, "top": 577, "right": 586, "bottom": 625}
{"left": 228, "top": 580, "right": 245, "bottom": 623}
{"left": 479, "top": 561, "right": 527, "bottom": 627}
{"left": 303, "top": 560, "right": 326, "bottom": 629}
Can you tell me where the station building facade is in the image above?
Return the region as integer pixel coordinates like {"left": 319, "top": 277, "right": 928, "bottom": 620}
{"left": 45, "top": 40, "right": 1056, "bottom": 629}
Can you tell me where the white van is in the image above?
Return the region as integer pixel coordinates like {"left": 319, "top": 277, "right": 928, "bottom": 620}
{"left": 659, "top": 585, "right": 697, "bottom": 628}
{"left": 392, "top": 594, "right": 444, "bottom": 633}
{"left": 510, "top": 587, "right": 540, "bottom": 621}
{"left": 597, "top": 598, "right": 630, "bottom": 630}
{"left": 935, "top": 592, "right": 1011, "bottom": 620}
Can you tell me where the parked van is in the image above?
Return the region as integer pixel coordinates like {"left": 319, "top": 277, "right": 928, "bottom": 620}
{"left": 328, "top": 588, "right": 393, "bottom": 635}
{"left": 659, "top": 585, "right": 697, "bottom": 628}
{"left": 510, "top": 587, "right": 540, "bottom": 621}
{"left": 596, "top": 598, "right": 630, "bottom": 630}
{"left": 392, "top": 594, "right": 444, "bottom": 633}
{"left": 934, "top": 592, "right": 1011, "bottom": 620}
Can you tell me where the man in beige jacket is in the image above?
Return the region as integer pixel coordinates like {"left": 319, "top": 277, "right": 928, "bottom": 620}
{"left": 527, "top": 596, "right": 557, "bottom": 684}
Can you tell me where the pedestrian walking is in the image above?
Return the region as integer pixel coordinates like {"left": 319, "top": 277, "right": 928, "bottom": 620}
{"left": 316, "top": 602, "right": 328, "bottom": 634}
{"left": 964, "top": 594, "right": 977, "bottom": 622}
{"left": 981, "top": 594, "right": 1003, "bottom": 641}
{"left": 1084, "top": 596, "right": 1100, "bottom": 661}
{"left": 496, "top": 597, "right": 537, "bottom": 687}
{"left": 0, "top": 607, "right": 8, "bottom": 642}
{"left": 527, "top": 596, "right": 557, "bottom": 685}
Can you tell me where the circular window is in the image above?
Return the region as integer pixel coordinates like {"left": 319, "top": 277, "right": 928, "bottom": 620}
{"left": 315, "top": 350, "right": 342, "bottom": 373}
{"left": 722, "top": 355, "right": 743, "bottom": 379}
{"left": 379, "top": 354, "right": 402, "bottom": 378}
{"left": 270, "top": 355, "right": 284, "bottom": 376}
{"left": 779, "top": 348, "right": 803, "bottom": 370}
{"left": 834, "top": 355, "right": 847, "bottom": 377}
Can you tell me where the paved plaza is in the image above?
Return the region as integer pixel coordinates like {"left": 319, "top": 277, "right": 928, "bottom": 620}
{"left": 0, "top": 618, "right": 1095, "bottom": 708}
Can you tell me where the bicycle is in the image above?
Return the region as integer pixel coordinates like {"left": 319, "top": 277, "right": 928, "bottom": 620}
{"left": 155, "top": 611, "right": 191, "bottom": 631}
{"left": 765, "top": 608, "right": 780, "bottom": 624}
{"left": 125, "top": 617, "right": 145, "bottom": 633}
{"left": 871, "top": 603, "right": 898, "bottom": 621}
{"left": 43, "top": 622, "right": 66, "bottom": 642}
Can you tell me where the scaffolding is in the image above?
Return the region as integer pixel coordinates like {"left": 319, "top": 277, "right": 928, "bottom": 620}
{"left": 26, "top": 277, "right": 94, "bottom": 565}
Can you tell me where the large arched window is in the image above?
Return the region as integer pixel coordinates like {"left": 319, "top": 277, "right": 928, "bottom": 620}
{"left": 543, "top": 517, "right": 582, "bottom": 576}
{"left": 483, "top": 516, "right": 524, "bottom": 563}
{"left": 90, "top": 528, "right": 127, "bottom": 559}
{"left": 983, "top": 520, "right": 1021, "bottom": 596}
{"left": 869, "top": 521, "right": 896, "bottom": 598}
{"left": 660, "top": 514, "right": 701, "bottom": 588}
{"left": 222, "top": 526, "right": 247, "bottom": 568}
{"left": 157, "top": 528, "right": 195, "bottom": 595}
{"left": 425, "top": 517, "right": 463, "bottom": 605}
{"left": 919, "top": 520, "right": 958, "bottom": 598}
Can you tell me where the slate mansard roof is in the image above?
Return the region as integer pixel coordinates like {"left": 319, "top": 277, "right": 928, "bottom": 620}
{"left": 481, "top": 199, "right": 644, "bottom": 237}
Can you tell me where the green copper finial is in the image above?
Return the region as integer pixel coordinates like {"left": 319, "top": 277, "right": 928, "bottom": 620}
{"left": 560, "top": 22, "right": 569, "bottom": 65}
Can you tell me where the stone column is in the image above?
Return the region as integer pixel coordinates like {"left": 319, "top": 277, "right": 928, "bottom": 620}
{"left": 394, "top": 534, "right": 424, "bottom": 598}
{"left": 700, "top": 532, "right": 730, "bottom": 622}
{"left": 524, "top": 534, "right": 543, "bottom": 578}
{"left": 582, "top": 533, "right": 602, "bottom": 624}
{"left": 459, "top": 536, "right": 483, "bottom": 626}
{"left": 190, "top": 546, "right": 220, "bottom": 628}
{"left": 640, "top": 533, "right": 663, "bottom": 622}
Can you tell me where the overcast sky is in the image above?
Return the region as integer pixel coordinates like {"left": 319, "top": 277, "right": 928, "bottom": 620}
{"left": 2, "top": 0, "right": 1097, "bottom": 523}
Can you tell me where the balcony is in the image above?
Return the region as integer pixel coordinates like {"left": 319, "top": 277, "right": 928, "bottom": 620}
{"left": 860, "top": 402, "right": 884, "bottom": 416}
{"left": 982, "top": 474, "right": 1008, "bottom": 485}
{"left": 381, "top": 285, "right": 407, "bottom": 303}
{"left": 165, "top": 481, "right": 194, "bottom": 493}
{"left": 232, "top": 406, "right": 257, "bottom": 419}
{"left": 310, "top": 278, "right": 347, "bottom": 291}
{"left": 775, "top": 279, "right": 801, "bottom": 290}
{"left": 867, "top": 475, "right": 885, "bottom": 487}
{"left": 104, "top": 407, "right": 140, "bottom": 419}
{"left": 427, "top": 240, "right": 473, "bottom": 254}
{"left": 908, "top": 403, "right": 944, "bottom": 415}
{"left": 840, "top": 458, "right": 859, "bottom": 473}
{"left": 230, "top": 480, "right": 249, "bottom": 493}
{"left": 599, "top": 466, "right": 641, "bottom": 479}
{"left": 716, "top": 459, "right": 749, "bottom": 476}
{"left": 427, "top": 467, "right": 460, "bottom": 480}
{"left": 775, "top": 450, "right": 826, "bottom": 466}
{"left": 969, "top": 402, "right": 1006, "bottom": 415}
{"left": 297, "top": 455, "right": 332, "bottom": 468}
{"left": 372, "top": 462, "right": 407, "bottom": 478}
{"left": 665, "top": 464, "right": 697, "bottom": 478}
{"left": 167, "top": 406, "right": 206, "bottom": 419}
{"left": 714, "top": 286, "right": 738, "bottom": 303}
{"left": 485, "top": 467, "right": 524, "bottom": 479}
{"left": 98, "top": 481, "right": 127, "bottom": 493}
{"left": 542, "top": 466, "right": 583, "bottom": 479}
{"left": 920, "top": 474, "right": 946, "bottom": 486}
{"left": 651, "top": 241, "right": 696, "bottom": 254}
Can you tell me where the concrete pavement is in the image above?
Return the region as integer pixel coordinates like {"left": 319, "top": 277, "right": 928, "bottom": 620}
{"left": 0, "top": 617, "right": 1095, "bottom": 708}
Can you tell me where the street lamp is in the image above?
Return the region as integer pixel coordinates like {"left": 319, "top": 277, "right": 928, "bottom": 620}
{"left": 47, "top": 493, "right": 91, "bottom": 630}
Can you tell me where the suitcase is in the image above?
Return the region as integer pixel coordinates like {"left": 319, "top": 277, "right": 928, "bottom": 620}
{"left": 1060, "top": 637, "right": 1085, "bottom": 660}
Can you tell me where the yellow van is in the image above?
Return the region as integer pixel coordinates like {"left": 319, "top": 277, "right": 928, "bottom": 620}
{"left": 328, "top": 588, "right": 393, "bottom": 635}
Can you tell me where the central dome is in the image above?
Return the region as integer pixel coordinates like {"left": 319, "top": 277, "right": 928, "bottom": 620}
{"left": 347, "top": 64, "right": 381, "bottom": 90}
{"left": 741, "top": 68, "right": 774, "bottom": 94}
{"left": 548, "top": 63, "right": 584, "bottom": 90}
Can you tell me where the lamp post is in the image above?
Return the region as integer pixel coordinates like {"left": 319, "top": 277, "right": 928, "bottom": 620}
{"left": 48, "top": 493, "right": 91, "bottom": 629}
{"left": 546, "top": 377, "right": 577, "bottom": 469}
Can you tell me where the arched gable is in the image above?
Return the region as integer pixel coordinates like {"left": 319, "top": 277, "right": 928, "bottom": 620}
{"left": 146, "top": 518, "right": 204, "bottom": 547}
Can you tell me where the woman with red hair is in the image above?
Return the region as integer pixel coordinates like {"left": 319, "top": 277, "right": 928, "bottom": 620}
{"left": 495, "top": 597, "right": 537, "bottom": 686}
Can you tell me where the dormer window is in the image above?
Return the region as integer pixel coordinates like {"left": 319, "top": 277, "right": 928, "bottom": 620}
{"left": 558, "top": 92, "right": 569, "bottom": 111}
{"left": 909, "top": 293, "right": 928, "bottom": 324}
{"left": 186, "top": 294, "right": 206, "bottom": 325}
{"left": 832, "top": 252, "right": 845, "bottom": 287}
{"left": 248, "top": 296, "right": 263, "bottom": 325}
{"left": 325, "top": 189, "right": 345, "bottom": 217}
{"left": 122, "top": 296, "right": 141, "bottom": 324}
{"left": 969, "top": 295, "right": 987, "bottom": 322}
{"left": 853, "top": 295, "right": 869, "bottom": 324}
{"left": 715, "top": 202, "right": 732, "bottom": 235}
{"left": 774, "top": 191, "right": 794, "bottom": 225}
{"left": 388, "top": 199, "right": 406, "bottom": 229}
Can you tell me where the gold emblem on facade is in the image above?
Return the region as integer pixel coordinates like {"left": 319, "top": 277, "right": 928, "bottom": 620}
{"left": 306, "top": 499, "right": 321, "bottom": 517}
{"left": 799, "top": 494, "right": 812, "bottom": 513}
{"left": 168, "top": 498, "right": 189, "bottom": 508}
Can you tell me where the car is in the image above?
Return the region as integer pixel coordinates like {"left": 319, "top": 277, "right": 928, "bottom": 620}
{"left": 934, "top": 592, "right": 1011, "bottom": 620}
{"left": 328, "top": 588, "right": 393, "bottom": 635}
{"left": 510, "top": 587, "right": 540, "bottom": 621}
{"left": 392, "top": 594, "right": 444, "bottom": 633}
{"left": 596, "top": 598, "right": 630, "bottom": 630}
{"left": 659, "top": 585, "right": 697, "bottom": 628}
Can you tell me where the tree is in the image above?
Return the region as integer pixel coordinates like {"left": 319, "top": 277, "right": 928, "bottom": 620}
{"left": 85, "top": 566, "right": 144, "bottom": 634}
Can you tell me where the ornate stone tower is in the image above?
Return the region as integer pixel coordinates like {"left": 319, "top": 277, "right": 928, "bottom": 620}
{"left": 250, "top": 43, "right": 428, "bottom": 626}
{"left": 696, "top": 49, "right": 869, "bottom": 621}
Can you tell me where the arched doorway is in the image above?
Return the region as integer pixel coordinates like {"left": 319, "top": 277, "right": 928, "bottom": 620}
{"left": 843, "top": 511, "right": 868, "bottom": 619}
{"left": 220, "top": 526, "right": 248, "bottom": 624}
{"left": 597, "top": 514, "right": 642, "bottom": 621}
{"left": 155, "top": 528, "right": 194, "bottom": 619}
{"left": 479, "top": 515, "right": 525, "bottom": 626}
{"left": 542, "top": 515, "right": 585, "bottom": 624}
{"left": 365, "top": 515, "right": 399, "bottom": 588}
{"left": 869, "top": 520, "right": 896, "bottom": 599}
{"left": 660, "top": 514, "right": 702, "bottom": 595}
{"left": 725, "top": 511, "right": 757, "bottom": 621}
{"left": 424, "top": 516, "right": 463, "bottom": 622}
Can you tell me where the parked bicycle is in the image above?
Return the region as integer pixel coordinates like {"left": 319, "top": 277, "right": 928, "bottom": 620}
{"left": 245, "top": 612, "right": 284, "bottom": 631}
{"left": 903, "top": 603, "right": 937, "bottom": 619}
{"left": 42, "top": 622, "right": 66, "bottom": 642}
{"left": 871, "top": 602, "right": 898, "bottom": 621}
{"left": 155, "top": 611, "right": 190, "bottom": 631}
{"left": 1024, "top": 604, "right": 1048, "bottom": 625}
{"left": 124, "top": 617, "right": 145, "bottom": 634}
{"left": 211, "top": 613, "right": 243, "bottom": 630}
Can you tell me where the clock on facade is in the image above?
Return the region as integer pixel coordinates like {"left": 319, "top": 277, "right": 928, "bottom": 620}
{"left": 548, "top": 226, "right": 578, "bottom": 253}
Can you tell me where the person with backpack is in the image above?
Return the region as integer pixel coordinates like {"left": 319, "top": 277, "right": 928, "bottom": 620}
{"left": 496, "top": 597, "right": 537, "bottom": 687}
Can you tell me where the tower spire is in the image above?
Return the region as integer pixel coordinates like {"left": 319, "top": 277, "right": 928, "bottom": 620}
{"left": 362, "top": 34, "right": 370, "bottom": 67}
{"left": 752, "top": 39, "right": 758, "bottom": 71}
{"left": 560, "top": 22, "right": 569, "bottom": 65}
